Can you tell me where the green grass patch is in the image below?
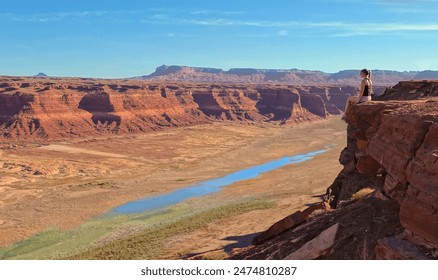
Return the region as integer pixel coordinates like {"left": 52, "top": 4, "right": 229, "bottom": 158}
{"left": 0, "top": 218, "right": 120, "bottom": 260}
{"left": 67, "top": 199, "right": 274, "bottom": 260}
{"left": 0, "top": 198, "right": 274, "bottom": 260}
{"left": 0, "top": 228, "right": 67, "bottom": 260}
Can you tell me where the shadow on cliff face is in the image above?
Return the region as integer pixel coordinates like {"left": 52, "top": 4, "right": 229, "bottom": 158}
{"left": 78, "top": 93, "right": 121, "bottom": 126}
{"left": 78, "top": 92, "right": 115, "bottom": 113}
{"left": 0, "top": 93, "right": 35, "bottom": 126}
{"left": 90, "top": 113, "right": 121, "bottom": 126}
{"left": 255, "top": 88, "right": 297, "bottom": 121}
{"left": 191, "top": 90, "right": 224, "bottom": 118}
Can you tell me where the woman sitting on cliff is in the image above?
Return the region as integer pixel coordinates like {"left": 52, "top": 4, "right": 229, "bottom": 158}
{"left": 341, "top": 69, "right": 373, "bottom": 119}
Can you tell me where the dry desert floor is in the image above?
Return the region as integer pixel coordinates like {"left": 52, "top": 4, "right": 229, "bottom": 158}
{"left": 0, "top": 117, "right": 346, "bottom": 259}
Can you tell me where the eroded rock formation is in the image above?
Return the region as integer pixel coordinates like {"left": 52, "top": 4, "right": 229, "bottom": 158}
{"left": 0, "top": 77, "right": 368, "bottom": 141}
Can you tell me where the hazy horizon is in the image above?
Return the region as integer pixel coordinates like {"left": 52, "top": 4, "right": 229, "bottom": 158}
{"left": 3, "top": 64, "right": 438, "bottom": 80}
{"left": 2, "top": 0, "right": 438, "bottom": 78}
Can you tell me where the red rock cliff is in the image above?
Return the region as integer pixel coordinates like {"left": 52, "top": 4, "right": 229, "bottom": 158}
{"left": 0, "top": 77, "right": 362, "bottom": 142}
{"left": 340, "top": 82, "right": 438, "bottom": 254}
{"left": 231, "top": 81, "right": 438, "bottom": 260}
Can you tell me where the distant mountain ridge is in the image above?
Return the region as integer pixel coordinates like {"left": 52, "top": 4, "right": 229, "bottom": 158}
{"left": 137, "top": 65, "right": 438, "bottom": 86}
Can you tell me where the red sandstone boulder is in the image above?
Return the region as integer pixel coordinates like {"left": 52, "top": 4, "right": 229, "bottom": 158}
{"left": 252, "top": 203, "right": 325, "bottom": 245}
{"left": 376, "top": 235, "right": 430, "bottom": 260}
{"left": 284, "top": 223, "right": 339, "bottom": 260}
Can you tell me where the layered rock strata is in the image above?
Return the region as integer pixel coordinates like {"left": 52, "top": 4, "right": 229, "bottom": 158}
{"left": 0, "top": 77, "right": 367, "bottom": 141}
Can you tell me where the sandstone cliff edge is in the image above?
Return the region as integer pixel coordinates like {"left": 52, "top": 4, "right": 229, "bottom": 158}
{"left": 231, "top": 80, "right": 438, "bottom": 260}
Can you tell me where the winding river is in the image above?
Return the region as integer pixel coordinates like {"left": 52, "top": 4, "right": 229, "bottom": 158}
{"left": 112, "top": 147, "right": 329, "bottom": 214}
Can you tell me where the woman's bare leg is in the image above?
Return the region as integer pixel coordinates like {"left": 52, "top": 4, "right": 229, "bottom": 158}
{"left": 342, "top": 96, "right": 357, "bottom": 118}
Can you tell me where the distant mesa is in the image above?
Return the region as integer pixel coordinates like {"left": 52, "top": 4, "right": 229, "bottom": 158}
{"left": 151, "top": 65, "right": 223, "bottom": 76}
{"left": 136, "top": 65, "right": 438, "bottom": 86}
{"left": 34, "top": 73, "right": 48, "bottom": 77}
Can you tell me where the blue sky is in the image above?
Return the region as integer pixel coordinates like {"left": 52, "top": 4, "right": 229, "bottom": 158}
{"left": 1, "top": 0, "right": 438, "bottom": 78}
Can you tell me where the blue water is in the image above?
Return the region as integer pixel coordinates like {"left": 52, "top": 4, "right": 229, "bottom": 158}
{"left": 112, "top": 148, "right": 329, "bottom": 214}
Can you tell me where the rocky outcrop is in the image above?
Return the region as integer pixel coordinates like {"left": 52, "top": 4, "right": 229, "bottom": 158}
{"left": 377, "top": 80, "right": 438, "bottom": 100}
{"left": 342, "top": 94, "right": 438, "bottom": 251}
{"left": 231, "top": 80, "right": 438, "bottom": 260}
{"left": 231, "top": 193, "right": 404, "bottom": 260}
{"left": 0, "top": 77, "right": 365, "bottom": 142}
{"left": 252, "top": 203, "right": 328, "bottom": 245}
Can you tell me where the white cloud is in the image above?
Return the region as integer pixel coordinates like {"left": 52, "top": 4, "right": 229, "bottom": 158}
{"left": 164, "top": 33, "right": 198, "bottom": 38}
{"left": 328, "top": 0, "right": 438, "bottom": 14}
{"left": 189, "top": 10, "right": 245, "bottom": 16}
{"left": 0, "top": 10, "right": 110, "bottom": 22}
{"left": 0, "top": 9, "right": 247, "bottom": 23}
{"left": 331, "top": 22, "right": 438, "bottom": 36}
{"left": 4, "top": 7, "right": 438, "bottom": 38}
{"left": 141, "top": 15, "right": 438, "bottom": 35}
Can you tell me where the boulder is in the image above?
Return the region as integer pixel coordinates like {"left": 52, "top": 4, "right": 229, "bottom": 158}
{"left": 284, "top": 223, "right": 339, "bottom": 260}
{"left": 375, "top": 235, "right": 430, "bottom": 260}
{"left": 252, "top": 203, "right": 325, "bottom": 245}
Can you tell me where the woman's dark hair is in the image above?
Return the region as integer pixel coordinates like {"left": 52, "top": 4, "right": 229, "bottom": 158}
{"left": 361, "top": 68, "right": 372, "bottom": 79}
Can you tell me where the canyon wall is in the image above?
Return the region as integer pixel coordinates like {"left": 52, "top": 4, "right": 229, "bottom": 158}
{"left": 231, "top": 81, "right": 438, "bottom": 260}
{"left": 0, "top": 77, "right": 364, "bottom": 142}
